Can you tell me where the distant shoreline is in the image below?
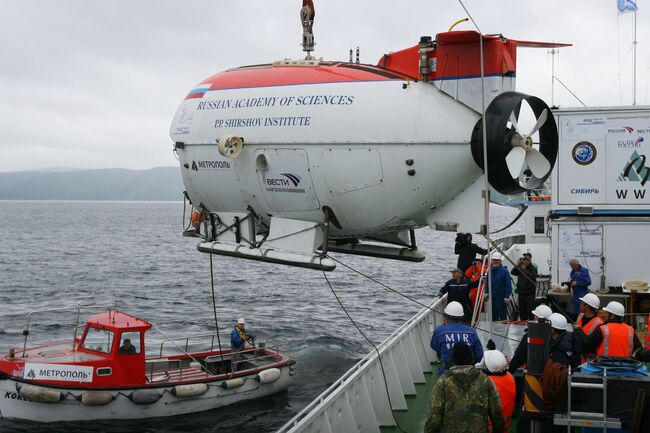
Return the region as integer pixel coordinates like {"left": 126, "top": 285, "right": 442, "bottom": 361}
{"left": 0, "top": 167, "right": 183, "bottom": 201}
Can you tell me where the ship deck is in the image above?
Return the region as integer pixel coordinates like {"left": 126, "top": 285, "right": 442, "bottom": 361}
{"left": 379, "top": 367, "right": 523, "bottom": 433}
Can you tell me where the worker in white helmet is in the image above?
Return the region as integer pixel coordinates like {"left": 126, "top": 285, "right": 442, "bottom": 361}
{"left": 231, "top": 317, "right": 256, "bottom": 352}
{"left": 508, "top": 304, "right": 553, "bottom": 373}
{"left": 489, "top": 253, "right": 512, "bottom": 321}
{"left": 576, "top": 293, "right": 603, "bottom": 335}
{"left": 548, "top": 313, "right": 580, "bottom": 368}
{"left": 430, "top": 301, "right": 484, "bottom": 375}
{"left": 581, "top": 301, "right": 641, "bottom": 358}
{"left": 480, "top": 350, "right": 516, "bottom": 433}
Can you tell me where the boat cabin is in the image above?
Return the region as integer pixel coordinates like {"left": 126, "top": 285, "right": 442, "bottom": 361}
{"left": 0, "top": 311, "right": 153, "bottom": 388}
{"left": 75, "top": 311, "right": 152, "bottom": 386}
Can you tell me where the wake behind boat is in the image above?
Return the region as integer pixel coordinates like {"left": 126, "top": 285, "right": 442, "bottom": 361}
{"left": 0, "top": 307, "right": 295, "bottom": 422}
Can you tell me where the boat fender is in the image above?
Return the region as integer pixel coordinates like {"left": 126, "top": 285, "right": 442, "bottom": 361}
{"left": 18, "top": 384, "right": 65, "bottom": 403}
{"left": 79, "top": 391, "right": 114, "bottom": 406}
{"left": 255, "top": 368, "right": 281, "bottom": 384}
{"left": 221, "top": 378, "right": 245, "bottom": 389}
{"left": 129, "top": 389, "right": 162, "bottom": 405}
{"left": 171, "top": 383, "right": 208, "bottom": 398}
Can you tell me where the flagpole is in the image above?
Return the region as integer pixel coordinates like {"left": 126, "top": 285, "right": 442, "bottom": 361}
{"left": 633, "top": 8, "right": 637, "bottom": 106}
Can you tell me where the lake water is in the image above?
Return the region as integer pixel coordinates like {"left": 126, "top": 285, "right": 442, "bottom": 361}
{"left": 0, "top": 201, "right": 522, "bottom": 432}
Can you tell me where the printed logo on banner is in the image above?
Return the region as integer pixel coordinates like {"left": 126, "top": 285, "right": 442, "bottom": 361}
{"left": 618, "top": 151, "right": 650, "bottom": 186}
{"left": 608, "top": 126, "right": 635, "bottom": 134}
{"left": 265, "top": 173, "right": 305, "bottom": 193}
{"left": 23, "top": 363, "right": 94, "bottom": 383}
{"left": 190, "top": 160, "right": 231, "bottom": 171}
{"left": 572, "top": 141, "right": 597, "bottom": 165}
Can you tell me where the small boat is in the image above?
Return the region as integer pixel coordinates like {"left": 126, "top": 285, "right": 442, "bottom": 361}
{"left": 0, "top": 307, "right": 295, "bottom": 422}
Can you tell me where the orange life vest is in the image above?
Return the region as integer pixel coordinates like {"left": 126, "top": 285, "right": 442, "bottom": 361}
{"left": 596, "top": 322, "right": 634, "bottom": 357}
{"left": 488, "top": 373, "right": 516, "bottom": 433}
{"left": 581, "top": 315, "right": 604, "bottom": 335}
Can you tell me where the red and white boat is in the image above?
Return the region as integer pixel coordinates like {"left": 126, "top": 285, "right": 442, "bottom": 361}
{"left": 0, "top": 307, "right": 295, "bottom": 422}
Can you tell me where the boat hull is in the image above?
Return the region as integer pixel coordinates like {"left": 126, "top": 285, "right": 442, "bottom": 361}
{"left": 0, "top": 365, "right": 292, "bottom": 422}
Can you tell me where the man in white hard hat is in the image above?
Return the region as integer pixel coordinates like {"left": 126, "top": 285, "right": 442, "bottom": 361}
{"left": 576, "top": 293, "right": 603, "bottom": 335}
{"left": 508, "top": 304, "right": 553, "bottom": 373}
{"left": 230, "top": 317, "right": 256, "bottom": 352}
{"left": 480, "top": 350, "right": 515, "bottom": 433}
{"left": 582, "top": 301, "right": 641, "bottom": 357}
{"left": 430, "top": 301, "right": 484, "bottom": 375}
{"left": 548, "top": 313, "right": 578, "bottom": 367}
{"left": 489, "top": 253, "right": 512, "bottom": 321}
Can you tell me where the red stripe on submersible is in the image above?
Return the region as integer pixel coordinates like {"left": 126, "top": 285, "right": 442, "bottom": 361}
{"left": 200, "top": 65, "right": 397, "bottom": 91}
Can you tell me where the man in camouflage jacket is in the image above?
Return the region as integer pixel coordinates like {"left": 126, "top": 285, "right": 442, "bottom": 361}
{"left": 424, "top": 343, "right": 505, "bottom": 433}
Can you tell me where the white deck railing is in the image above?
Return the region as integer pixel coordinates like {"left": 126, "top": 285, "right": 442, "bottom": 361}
{"left": 277, "top": 296, "right": 446, "bottom": 433}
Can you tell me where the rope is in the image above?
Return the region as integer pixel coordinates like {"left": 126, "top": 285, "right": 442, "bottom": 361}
{"left": 209, "top": 254, "right": 225, "bottom": 363}
{"left": 321, "top": 271, "right": 408, "bottom": 433}
{"left": 328, "top": 255, "right": 522, "bottom": 343}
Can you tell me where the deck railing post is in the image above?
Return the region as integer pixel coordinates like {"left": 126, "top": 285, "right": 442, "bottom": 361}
{"left": 72, "top": 304, "right": 81, "bottom": 351}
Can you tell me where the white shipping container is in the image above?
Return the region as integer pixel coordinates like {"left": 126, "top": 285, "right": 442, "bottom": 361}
{"left": 553, "top": 106, "right": 650, "bottom": 212}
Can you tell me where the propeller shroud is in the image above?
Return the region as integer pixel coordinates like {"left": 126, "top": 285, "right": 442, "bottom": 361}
{"left": 470, "top": 91, "right": 558, "bottom": 195}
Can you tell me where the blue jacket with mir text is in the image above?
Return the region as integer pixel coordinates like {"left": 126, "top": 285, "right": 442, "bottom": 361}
{"left": 430, "top": 322, "right": 484, "bottom": 375}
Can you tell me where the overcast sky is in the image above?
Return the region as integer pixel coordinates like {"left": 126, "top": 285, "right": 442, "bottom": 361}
{"left": 1, "top": 1, "right": 648, "bottom": 171}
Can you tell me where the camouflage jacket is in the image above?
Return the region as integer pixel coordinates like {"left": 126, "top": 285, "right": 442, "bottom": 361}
{"left": 424, "top": 365, "right": 505, "bottom": 433}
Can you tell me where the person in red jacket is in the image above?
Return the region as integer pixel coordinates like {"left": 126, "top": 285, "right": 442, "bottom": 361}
{"left": 465, "top": 258, "right": 484, "bottom": 318}
{"left": 480, "top": 350, "right": 515, "bottom": 433}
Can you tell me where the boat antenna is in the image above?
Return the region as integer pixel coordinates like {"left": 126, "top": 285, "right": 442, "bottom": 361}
{"left": 300, "top": 0, "right": 316, "bottom": 60}
{"left": 457, "top": 0, "right": 493, "bottom": 339}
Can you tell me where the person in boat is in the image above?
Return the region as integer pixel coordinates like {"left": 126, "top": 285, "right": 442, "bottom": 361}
{"left": 508, "top": 304, "right": 553, "bottom": 373}
{"left": 488, "top": 254, "right": 512, "bottom": 321}
{"left": 118, "top": 338, "right": 136, "bottom": 354}
{"left": 465, "top": 259, "right": 484, "bottom": 318}
{"left": 431, "top": 301, "right": 484, "bottom": 375}
{"left": 424, "top": 342, "right": 505, "bottom": 433}
{"left": 479, "top": 350, "right": 515, "bottom": 433}
{"left": 565, "top": 258, "right": 591, "bottom": 316}
{"left": 580, "top": 301, "right": 641, "bottom": 357}
{"left": 231, "top": 318, "right": 256, "bottom": 352}
{"left": 510, "top": 255, "right": 538, "bottom": 320}
{"left": 437, "top": 268, "right": 478, "bottom": 321}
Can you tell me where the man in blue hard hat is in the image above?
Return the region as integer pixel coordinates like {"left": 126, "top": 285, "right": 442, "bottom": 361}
{"left": 431, "top": 301, "right": 484, "bottom": 375}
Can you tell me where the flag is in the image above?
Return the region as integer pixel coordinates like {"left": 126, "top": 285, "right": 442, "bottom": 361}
{"left": 618, "top": 0, "right": 638, "bottom": 14}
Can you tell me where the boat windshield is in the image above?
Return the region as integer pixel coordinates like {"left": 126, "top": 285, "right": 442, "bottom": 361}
{"left": 81, "top": 326, "right": 114, "bottom": 354}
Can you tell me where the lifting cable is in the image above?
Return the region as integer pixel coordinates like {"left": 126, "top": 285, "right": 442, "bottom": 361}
{"left": 328, "top": 255, "right": 522, "bottom": 344}
{"left": 322, "top": 270, "right": 409, "bottom": 433}
{"left": 209, "top": 254, "right": 225, "bottom": 363}
{"left": 490, "top": 205, "right": 528, "bottom": 234}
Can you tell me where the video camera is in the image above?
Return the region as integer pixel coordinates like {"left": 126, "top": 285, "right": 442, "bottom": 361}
{"left": 454, "top": 232, "right": 470, "bottom": 254}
